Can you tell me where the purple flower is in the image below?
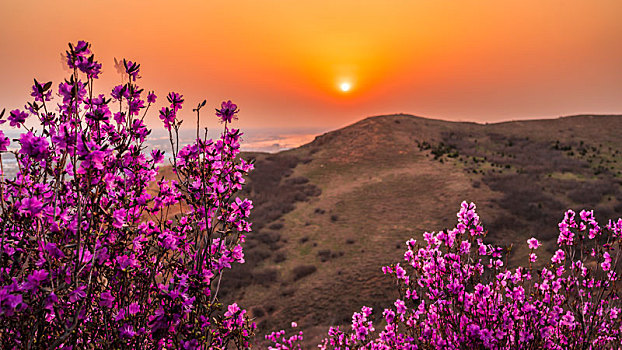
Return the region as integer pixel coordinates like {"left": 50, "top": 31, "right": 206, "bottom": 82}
{"left": 8, "top": 109, "right": 28, "bottom": 128}
{"left": 58, "top": 80, "right": 86, "bottom": 104}
{"left": 74, "top": 40, "right": 89, "bottom": 53}
{"left": 159, "top": 107, "right": 175, "bottom": 131}
{"left": 231, "top": 244, "right": 244, "bottom": 263}
{"left": 560, "top": 311, "right": 576, "bottom": 328}
{"left": 25, "top": 269, "right": 49, "bottom": 290}
{"left": 0, "top": 131, "right": 9, "bottom": 151}
{"left": 113, "top": 111, "right": 126, "bottom": 124}
{"left": 116, "top": 255, "right": 136, "bottom": 270}
{"left": 66, "top": 41, "right": 102, "bottom": 79}
{"left": 30, "top": 269, "right": 49, "bottom": 283}
{"left": 115, "top": 308, "right": 126, "bottom": 322}
{"left": 31, "top": 82, "right": 52, "bottom": 102}
{"left": 527, "top": 237, "right": 540, "bottom": 250}
{"left": 19, "top": 197, "right": 44, "bottom": 217}
{"left": 215, "top": 100, "right": 239, "bottom": 123}
{"left": 394, "top": 299, "right": 406, "bottom": 314}
{"left": 119, "top": 324, "right": 135, "bottom": 338}
{"left": 128, "top": 98, "right": 145, "bottom": 116}
{"left": 112, "top": 208, "right": 127, "bottom": 228}
{"left": 150, "top": 149, "right": 164, "bottom": 164}
{"left": 68, "top": 285, "right": 86, "bottom": 303}
{"left": 77, "top": 139, "right": 106, "bottom": 171}
{"left": 19, "top": 131, "right": 49, "bottom": 161}
{"left": 167, "top": 92, "right": 184, "bottom": 112}
{"left": 111, "top": 85, "right": 127, "bottom": 100}
{"left": 124, "top": 60, "right": 140, "bottom": 81}
{"left": 459, "top": 240, "right": 471, "bottom": 254}
{"left": 128, "top": 302, "right": 140, "bottom": 315}
{"left": 78, "top": 58, "right": 102, "bottom": 79}
{"left": 99, "top": 291, "right": 115, "bottom": 308}
{"left": 551, "top": 249, "right": 565, "bottom": 264}
{"left": 44, "top": 242, "right": 65, "bottom": 259}
{"left": 147, "top": 91, "right": 157, "bottom": 103}
{"left": 19, "top": 132, "right": 49, "bottom": 161}
{"left": 224, "top": 303, "right": 240, "bottom": 318}
{"left": 66, "top": 41, "right": 90, "bottom": 69}
{"left": 6, "top": 294, "right": 22, "bottom": 309}
{"left": 602, "top": 252, "right": 612, "bottom": 271}
{"left": 182, "top": 339, "right": 199, "bottom": 350}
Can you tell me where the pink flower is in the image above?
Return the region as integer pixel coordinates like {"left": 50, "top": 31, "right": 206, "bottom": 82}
{"left": 19, "top": 131, "right": 49, "bottom": 161}
{"left": 129, "top": 302, "right": 140, "bottom": 315}
{"left": 147, "top": 91, "right": 157, "bottom": 103}
{"left": 99, "top": 291, "right": 115, "bottom": 308}
{"left": 529, "top": 253, "right": 538, "bottom": 263}
{"left": 19, "top": 197, "right": 44, "bottom": 217}
{"left": 225, "top": 303, "right": 240, "bottom": 318}
{"left": 0, "top": 130, "right": 9, "bottom": 151}
{"left": 112, "top": 208, "right": 127, "bottom": 228}
{"left": 119, "top": 324, "right": 135, "bottom": 338}
{"left": 8, "top": 109, "right": 28, "bottom": 128}
{"left": 216, "top": 100, "right": 239, "bottom": 123}
{"left": 551, "top": 249, "right": 565, "bottom": 264}
{"left": 394, "top": 299, "right": 406, "bottom": 314}
{"left": 602, "top": 252, "right": 612, "bottom": 271}
{"left": 527, "top": 237, "right": 540, "bottom": 250}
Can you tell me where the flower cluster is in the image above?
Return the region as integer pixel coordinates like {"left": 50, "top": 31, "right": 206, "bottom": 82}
{"left": 0, "top": 41, "right": 255, "bottom": 349}
{"left": 265, "top": 322, "right": 303, "bottom": 350}
{"left": 269, "top": 202, "right": 622, "bottom": 349}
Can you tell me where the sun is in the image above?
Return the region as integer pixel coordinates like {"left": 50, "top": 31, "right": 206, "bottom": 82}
{"left": 339, "top": 82, "right": 352, "bottom": 92}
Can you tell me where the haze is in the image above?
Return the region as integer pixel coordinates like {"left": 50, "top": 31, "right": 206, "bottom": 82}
{"left": 1, "top": 1, "right": 621, "bottom": 133}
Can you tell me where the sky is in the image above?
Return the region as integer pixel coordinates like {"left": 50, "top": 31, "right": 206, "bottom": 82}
{"left": 1, "top": 0, "right": 622, "bottom": 136}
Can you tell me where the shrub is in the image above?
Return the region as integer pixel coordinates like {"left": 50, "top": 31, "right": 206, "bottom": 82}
{"left": 273, "top": 252, "right": 286, "bottom": 263}
{"left": 0, "top": 41, "right": 255, "bottom": 349}
{"left": 252, "top": 269, "right": 278, "bottom": 286}
{"left": 268, "top": 222, "right": 284, "bottom": 230}
{"left": 292, "top": 265, "right": 317, "bottom": 281}
{"left": 317, "top": 249, "right": 332, "bottom": 262}
{"left": 269, "top": 202, "right": 622, "bottom": 349}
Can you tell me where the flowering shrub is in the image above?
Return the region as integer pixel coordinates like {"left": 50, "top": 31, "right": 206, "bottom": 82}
{"left": 0, "top": 41, "right": 256, "bottom": 348}
{"left": 265, "top": 322, "right": 303, "bottom": 349}
{"left": 270, "top": 202, "right": 622, "bottom": 349}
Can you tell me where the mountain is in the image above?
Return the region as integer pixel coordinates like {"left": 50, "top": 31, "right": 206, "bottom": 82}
{"left": 198, "top": 114, "right": 622, "bottom": 346}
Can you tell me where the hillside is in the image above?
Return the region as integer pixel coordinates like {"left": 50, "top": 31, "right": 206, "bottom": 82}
{"left": 196, "top": 114, "right": 622, "bottom": 346}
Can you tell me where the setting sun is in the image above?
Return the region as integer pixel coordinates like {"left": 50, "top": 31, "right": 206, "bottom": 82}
{"left": 339, "top": 82, "right": 352, "bottom": 92}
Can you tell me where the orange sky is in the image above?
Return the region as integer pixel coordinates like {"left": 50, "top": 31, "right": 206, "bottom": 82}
{"left": 1, "top": 1, "right": 622, "bottom": 131}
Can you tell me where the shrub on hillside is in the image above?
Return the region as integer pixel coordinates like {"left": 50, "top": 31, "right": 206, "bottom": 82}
{"left": 292, "top": 265, "right": 317, "bottom": 281}
{"left": 269, "top": 202, "right": 622, "bottom": 349}
{"left": 0, "top": 41, "right": 255, "bottom": 348}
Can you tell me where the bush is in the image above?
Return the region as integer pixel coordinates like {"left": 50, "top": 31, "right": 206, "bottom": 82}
{"left": 270, "top": 202, "right": 622, "bottom": 349}
{"left": 292, "top": 265, "right": 317, "bottom": 281}
{"left": 268, "top": 222, "right": 284, "bottom": 230}
{"left": 252, "top": 269, "right": 278, "bottom": 286}
{"left": 0, "top": 41, "right": 255, "bottom": 348}
{"left": 317, "top": 249, "right": 332, "bottom": 262}
{"left": 273, "top": 252, "right": 286, "bottom": 263}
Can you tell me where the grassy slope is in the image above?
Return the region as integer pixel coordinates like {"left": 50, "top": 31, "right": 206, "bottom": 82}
{"left": 171, "top": 114, "right": 622, "bottom": 346}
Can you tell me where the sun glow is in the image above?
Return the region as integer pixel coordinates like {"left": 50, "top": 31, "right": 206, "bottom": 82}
{"left": 339, "top": 82, "right": 352, "bottom": 92}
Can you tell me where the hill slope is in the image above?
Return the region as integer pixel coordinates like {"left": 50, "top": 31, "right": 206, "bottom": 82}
{"left": 218, "top": 114, "right": 622, "bottom": 345}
